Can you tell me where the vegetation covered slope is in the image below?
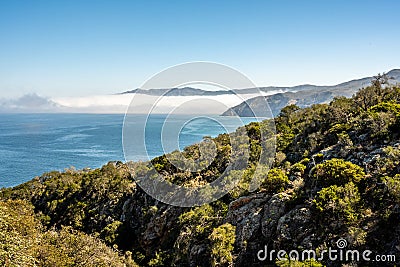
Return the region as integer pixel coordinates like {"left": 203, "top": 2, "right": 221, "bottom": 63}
{"left": 0, "top": 199, "right": 138, "bottom": 266}
{"left": 1, "top": 75, "right": 400, "bottom": 266}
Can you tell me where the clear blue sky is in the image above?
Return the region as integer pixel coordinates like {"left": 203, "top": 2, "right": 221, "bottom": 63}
{"left": 1, "top": 0, "right": 399, "bottom": 98}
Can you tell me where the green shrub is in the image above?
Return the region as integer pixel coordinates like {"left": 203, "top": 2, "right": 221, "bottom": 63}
{"left": 148, "top": 250, "right": 169, "bottom": 267}
{"left": 313, "top": 182, "right": 361, "bottom": 224}
{"left": 360, "top": 102, "right": 400, "bottom": 140}
{"left": 369, "top": 102, "right": 400, "bottom": 117}
{"left": 102, "top": 220, "right": 123, "bottom": 244}
{"left": 261, "top": 168, "right": 289, "bottom": 193}
{"left": 0, "top": 200, "right": 131, "bottom": 267}
{"left": 276, "top": 258, "right": 325, "bottom": 267}
{"left": 208, "top": 223, "right": 236, "bottom": 267}
{"left": 226, "top": 168, "right": 254, "bottom": 199}
{"left": 377, "top": 146, "right": 400, "bottom": 176}
{"left": 337, "top": 132, "right": 353, "bottom": 147}
{"left": 246, "top": 122, "right": 261, "bottom": 141}
{"left": 39, "top": 226, "right": 127, "bottom": 267}
{"left": 290, "top": 162, "right": 307, "bottom": 176}
{"left": 0, "top": 200, "right": 39, "bottom": 266}
{"left": 312, "top": 159, "right": 365, "bottom": 187}
{"left": 365, "top": 111, "right": 397, "bottom": 139}
{"left": 179, "top": 204, "right": 226, "bottom": 238}
{"left": 383, "top": 174, "right": 400, "bottom": 203}
{"left": 277, "top": 124, "right": 295, "bottom": 151}
{"left": 327, "top": 123, "right": 351, "bottom": 134}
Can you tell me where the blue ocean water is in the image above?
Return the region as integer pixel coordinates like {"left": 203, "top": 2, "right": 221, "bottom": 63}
{"left": 0, "top": 114, "right": 257, "bottom": 188}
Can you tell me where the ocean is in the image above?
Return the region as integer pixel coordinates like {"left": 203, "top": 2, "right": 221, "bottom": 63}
{"left": 0, "top": 113, "right": 257, "bottom": 188}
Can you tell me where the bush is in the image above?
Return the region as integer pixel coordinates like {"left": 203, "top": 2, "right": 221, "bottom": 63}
{"left": 354, "top": 75, "right": 389, "bottom": 111}
{"left": 365, "top": 110, "right": 398, "bottom": 140}
{"left": 369, "top": 102, "right": 400, "bottom": 117}
{"left": 290, "top": 162, "right": 307, "bottom": 176}
{"left": 327, "top": 96, "right": 357, "bottom": 125}
{"left": 38, "top": 226, "right": 127, "bottom": 267}
{"left": 246, "top": 122, "right": 261, "bottom": 141}
{"left": 261, "top": 168, "right": 289, "bottom": 193}
{"left": 0, "top": 200, "right": 39, "bottom": 266}
{"left": 383, "top": 174, "right": 400, "bottom": 203}
{"left": 0, "top": 199, "right": 134, "bottom": 267}
{"left": 102, "top": 220, "right": 123, "bottom": 244}
{"left": 208, "top": 223, "right": 236, "bottom": 267}
{"left": 148, "top": 250, "right": 169, "bottom": 267}
{"left": 313, "top": 182, "right": 361, "bottom": 224}
{"left": 276, "top": 124, "right": 295, "bottom": 151}
{"left": 327, "top": 123, "right": 351, "bottom": 135}
{"left": 377, "top": 146, "right": 400, "bottom": 176}
{"left": 179, "top": 204, "right": 226, "bottom": 238}
{"left": 276, "top": 258, "right": 325, "bottom": 267}
{"left": 312, "top": 159, "right": 365, "bottom": 187}
{"left": 358, "top": 102, "right": 400, "bottom": 140}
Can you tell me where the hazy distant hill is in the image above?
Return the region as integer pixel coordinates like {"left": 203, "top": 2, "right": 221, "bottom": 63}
{"left": 121, "top": 69, "right": 400, "bottom": 100}
{"left": 120, "top": 87, "right": 265, "bottom": 96}
{"left": 222, "top": 69, "right": 400, "bottom": 116}
{"left": 121, "top": 87, "right": 228, "bottom": 96}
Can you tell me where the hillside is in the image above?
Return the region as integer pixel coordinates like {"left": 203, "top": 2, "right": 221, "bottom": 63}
{"left": 1, "top": 76, "right": 400, "bottom": 266}
{"left": 122, "top": 70, "right": 400, "bottom": 99}
{"left": 222, "top": 69, "right": 400, "bottom": 117}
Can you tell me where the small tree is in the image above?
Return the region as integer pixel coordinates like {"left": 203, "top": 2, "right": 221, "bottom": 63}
{"left": 354, "top": 73, "right": 390, "bottom": 111}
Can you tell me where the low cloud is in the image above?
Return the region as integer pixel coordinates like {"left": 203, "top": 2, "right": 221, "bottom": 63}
{"left": 0, "top": 93, "right": 63, "bottom": 112}
{"left": 52, "top": 93, "right": 267, "bottom": 114}
{"left": 0, "top": 91, "right": 272, "bottom": 114}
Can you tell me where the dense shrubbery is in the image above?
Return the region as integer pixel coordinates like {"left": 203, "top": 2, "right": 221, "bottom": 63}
{"left": 0, "top": 199, "right": 40, "bottom": 266}
{"left": 0, "top": 199, "right": 136, "bottom": 267}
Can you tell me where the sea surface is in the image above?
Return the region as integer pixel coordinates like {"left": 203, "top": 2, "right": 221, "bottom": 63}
{"left": 0, "top": 114, "right": 258, "bottom": 188}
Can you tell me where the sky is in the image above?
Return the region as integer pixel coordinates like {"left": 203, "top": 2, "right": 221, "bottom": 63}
{"left": 0, "top": 0, "right": 400, "bottom": 98}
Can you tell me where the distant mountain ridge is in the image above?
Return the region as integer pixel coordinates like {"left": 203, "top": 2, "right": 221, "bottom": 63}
{"left": 121, "top": 69, "right": 400, "bottom": 99}
{"left": 222, "top": 69, "right": 400, "bottom": 117}
{"left": 120, "top": 87, "right": 236, "bottom": 96}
